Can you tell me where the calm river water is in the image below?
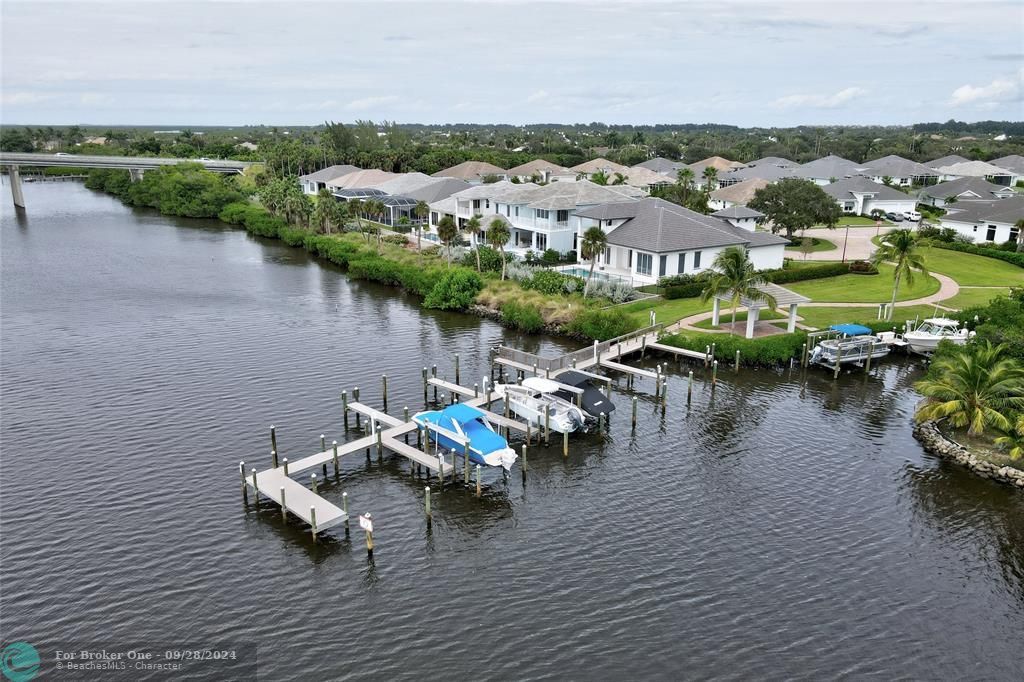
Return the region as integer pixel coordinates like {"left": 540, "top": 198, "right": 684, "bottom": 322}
{"left": 2, "top": 182, "right": 1022, "bottom": 680}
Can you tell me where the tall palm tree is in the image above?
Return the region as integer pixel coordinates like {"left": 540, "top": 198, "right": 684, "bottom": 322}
{"left": 330, "top": 200, "right": 349, "bottom": 234}
{"left": 413, "top": 200, "right": 430, "bottom": 252}
{"left": 284, "top": 192, "right": 311, "bottom": 228}
{"left": 914, "top": 342, "right": 1024, "bottom": 436}
{"left": 312, "top": 188, "right": 335, "bottom": 234}
{"left": 486, "top": 218, "right": 511, "bottom": 280}
{"left": 348, "top": 199, "right": 364, "bottom": 234}
{"left": 465, "top": 214, "right": 483, "bottom": 271}
{"left": 676, "top": 167, "right": 695, "bottom": 203}
{"left": 871, "top": 229, "right": 928, "bottom": 321}
{"left": 702, "top": 166, "right": 718, "bottom": 192}
{"left": 591, "top": 170, "right": 609, "bottom": 186}
{"left": 436, "top": 215, "right": 459, "bottom": 267}
{"left": 699, "top": 246, "right": 777, "bottom": 332}
{"left": 579, "top": 226, "right": 608, "bottom": 297}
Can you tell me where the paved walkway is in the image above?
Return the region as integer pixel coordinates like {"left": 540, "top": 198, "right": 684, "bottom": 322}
{"left": 664, "top": 272, "right": 962, "bottom": 334}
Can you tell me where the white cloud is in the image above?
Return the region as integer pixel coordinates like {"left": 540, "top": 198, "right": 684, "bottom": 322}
{"left": 771, "top": 87, "right": 868, "bottom": 110}
{"left": 949, "top": 70, "right": 1023, "bottom": 106}
{"left": 345, "top": 95, "right": 400, "bottom": 111}
{"left": 1, "top": 91, "right": 55, "bottom": 106}
{"left": 526, "top": 89, "right": 549, "bottom": 103}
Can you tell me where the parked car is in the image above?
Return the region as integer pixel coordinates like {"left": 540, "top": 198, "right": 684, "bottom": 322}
{"left": 902, "top": 210, "right": 922, "bottom": 222}
{"left": 54, "top": 152, "right": 71, "bottom": 157}
{"left": 885, "top": 212, "right": 904, "bottom": 222}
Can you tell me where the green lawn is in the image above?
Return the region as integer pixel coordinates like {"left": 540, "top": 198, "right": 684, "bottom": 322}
{"left": 808, "top": 216, "right": 878, "bottom": 227}
{"left": 786, "top": 264, "right": 940, "bottom": 303}
{"left": 919, "top": 247, "right": 1024, "bottom": 286}
{"left": 785, "top": 237, "right": 837, "bottom": 253}
{"left": 941, "top": 287, "right": 1011, "bottom": 309}
{"left": 619, "top": 296, "right": 711, "bottom": 326}
{"left": 793, "top": 305, "right": 948, "bottom": 330}
{"left": 693, "top": 308, "right": 784, "bottom": 329}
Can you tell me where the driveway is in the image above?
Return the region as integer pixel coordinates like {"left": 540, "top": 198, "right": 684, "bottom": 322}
{"left": 791, "top": 225, "right": 893, "bottom": 262}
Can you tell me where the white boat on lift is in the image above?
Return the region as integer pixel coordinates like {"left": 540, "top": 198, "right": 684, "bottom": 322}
{"left": 903, "top": 317, "right": 974, "bottom": 354}
{"left": 493, "top": 377, "right": 586, "bottom": 433}
{"left": 810, "top": 324, "right": 893, "bottom": 367}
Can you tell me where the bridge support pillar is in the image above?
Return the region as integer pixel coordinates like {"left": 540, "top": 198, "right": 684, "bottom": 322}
{"left": 9, "top": 165, "right": 25, "bottom": 208}
{"left": 129, "top": 168, "right": 145, "bottom": 183}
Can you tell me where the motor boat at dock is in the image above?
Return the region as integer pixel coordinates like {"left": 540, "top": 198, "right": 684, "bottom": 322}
{"left": 412, "top": 404, "right": 517, "bottom": 470}
{"left": 903, "top": 317, "right": 974, "bottom": 355}
{"left": 810, "top": 323, "right": 894, "bottom": 367}
{"left": 493, "top": 378, "right": 586, "bottom": 433}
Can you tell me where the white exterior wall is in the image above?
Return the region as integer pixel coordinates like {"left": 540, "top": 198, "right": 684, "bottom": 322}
{"left": 747, "top": 244, "right": 786, "bottom": 270}
{"left": 940, "top": 219, "right": 1018, "bottom": 244}
{"left": 862, "top": 197, "right": 917, "bottom": 215}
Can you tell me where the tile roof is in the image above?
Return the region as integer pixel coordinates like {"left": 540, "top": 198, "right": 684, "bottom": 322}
{"left": 709, "top": 178, "right": 771, "bottom": 205}
{"left": 990, "top": 154, "right": 1024, "bottom": 175}
{"left": 857, "top": 155, "right": 938, "bottom": 179}
{"left": 942, "top": 196, "right": 1024, "bottom": 225}
{"left": 822, "top": 176, "right": 914, "bottom": 202}
{"left": 687, "top": 156, "right": 745, "bottom": 174}
{"left": 925, "top": 154, "right": 969, "bottom": 169}
{"left": 300, "top": 164, "right": 360, "bottom": 183}
{"left": 432, "top": 160, "right": 506, "bottom": 180}
{"left": 505, "top": 158, "right": 572, "bottom": 176}
{"left": 719, "top": 164, "right": 796, "bottom": 183}
{"left": 575, "top": 197, "right": 787, "bottom": 253}
{"left": 743, "top": 156, "right": 797, "bottom": 168}
{"left": 711, "top": 206, "right": 765, "bottom": 219}
{"left": 921, "top": 176, "right": 1014, "bottom": 201}
{"left": 634, "top": 157, "right": 685, "bottom": 175}
{"left": 325, "top": 169, "right": 399, "bottom": 189}
{"left": 622, "top": 166, "right": 678, "bottom": 187}
{"left": 934, "top": 160, "right": 1017, "bottom": 178}
{"left": 792, "top": 154, "right": 859, "bottom": 181}
{"left": 570, "top": 157, "right": 629, "bottom": 174}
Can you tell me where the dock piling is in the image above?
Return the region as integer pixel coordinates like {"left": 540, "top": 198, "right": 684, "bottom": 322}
{"left": 342, "top": 492, "right": 349, "bottom": 530}
{"left": 382, "top": 374, "right": 388, "bottom": 411}
{"left": 239, "top": 461, "right": 247, "bottom": 500}
{"left": 437, "top": 453, "right": 445, "bottom": 485}
{"left": 563, "top": 429, "right": 569, "bottom": 457}
{"left": 865, "top": 342, "right": 874, "bottom": 373}
{"left": 332, "top": 441, "right": 339, "bottom": 477}
{"left": 464, "top": 442, "right": 470, "bottom": 485}
{"left": 310, "top": 507, "right": 317, "bottom": 540}
{"left": 711, "top": 342, "right": 717, "bottom": 360}
{"left": 599, "top": 411, "right": 605, "bottom": 436}
{"left": 271, "top": 449, "right": 278, "bottom": 468}
{"left": 251, "top": 468, "right": 258, "bottom": 504}
{"left": 704, "top": 345, "right": 710, "bottom": 368}
{"left": 544, "top": 404, "right": 551, "bottom": 446}
{"left": 363, "top": 513, "right": 374, "bottom": 555}
{"left": 631, "top": 396, "right": 638, "bottom": 431}
{"left": 342, "top": 390, "right": 349, "bottom": 428}
{"left": 712, "top": 361, "right": 718, "bottom": 388}
{"left": 270, "top": 425, "right": 278, "bottom": 458}
{"left": 283, "top": 458, "right": 289, "bottom": 476}
{"left": 521, "top": 444, "right": 527, "bottom": 482}
{"left": 422, "top": 368, "right": 428, "bottom": 405}
{"left": 425, "top": 486, "right": 431, "bottom": 520}
{"left": 833, "top": 343, "right": 842, "bottom": 379}
{"left": 687, "top": 370, "right": 694, "bottom": 404}
{"left": 376, "top": 423, "right": 383, "bottom": 463}
{"left": 432, "top": 365, "right": 438, "bottom": 402}
{"left": 475, "top": 465, "right": 481, "bottom": 497}
{"left": 735, "top": 349, "right": 741, "bottom": 372}
{"left": 280, "top": 487, "right": 287, "bottom": 520}
{"left": 473, "top": 382, "right": 479, "bottom": 398}
{"left": 801, "top": 343, "right": 809, "bottom": 368}
{"left": 353, "top": 387, "right": 361, "bottom": 428}
{"left": 403, "top": 407, "right": 410, "bottom": 442}
{"left": 455, "top": 354, "right": 460, "bottom": 385}
{"left": 311, "top": 473, "right": 318, "bottom": 494}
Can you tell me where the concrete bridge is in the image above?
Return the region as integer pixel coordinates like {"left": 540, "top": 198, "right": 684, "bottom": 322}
{"left": 0, "top": 152, "right": 255, "bottom": 208}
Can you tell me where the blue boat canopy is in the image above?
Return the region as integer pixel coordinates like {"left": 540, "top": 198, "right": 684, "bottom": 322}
{"left": 442, "top": 403, "right": 486, "bottom": 425}
{"left": 830, "top": 323, "right": 873, "bottom": 337}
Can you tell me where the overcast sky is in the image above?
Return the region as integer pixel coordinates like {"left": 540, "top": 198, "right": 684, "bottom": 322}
{"left": 2, "top": 0, "right": 1022, "bottom": 127}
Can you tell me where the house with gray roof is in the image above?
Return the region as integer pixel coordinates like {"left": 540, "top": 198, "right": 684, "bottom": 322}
{"left": 990, "top": 154, "right": 1024, "bottom": 177}
{"left": 708, "top": 178, "right": 771, "bottom": 210}
{"left": 299, "top": 164, "right": 360, "bottom": 194}
{"left": 822, "top": 177, "right": 917, "bottom": 216}
{"left": 925, "top": 154, "right": 969, "bottom": 169}
{"left": 792, "top": 154, "right": 860, "bottom": 185}
{"left": 573, "top": 197, "right": 787, "bottom": 285}
{"left": 426, "top": 179, "right": 643, "bottom": 255}
{"left": 717, "top": 163, "right": 795, "bottom": 187}
{"left": 938, "top": 196, "right": 1024, "bottom": 245}
{"left": 743, "top": 156, "right": 797, "bottom": 168}
{"left": 855, "top": 155, "right": 939, "bottom": 187}
{"left": 918, "top": 176, "right": 1017, "bottom": 207}
{"left": 634, "top": 157, "right": 685, "bottom": 176}
{"left": 934, "top": 160, "right": 1019, "bottom": 186}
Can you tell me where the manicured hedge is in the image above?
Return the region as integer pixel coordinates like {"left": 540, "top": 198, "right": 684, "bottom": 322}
{"left": 926, "top": 240, "right": 1024, "bottom": 268}
{"left": 664, "top": 283, "right": 705, "bottom": 299}
{"left": 659, "top": 331, "right": 808, "bottom": 366}
{"left": 763, "top": 262, "right": 851, "bottom": 284}
{"left": 661, "top": 262, "right": 858, "bottom": 297}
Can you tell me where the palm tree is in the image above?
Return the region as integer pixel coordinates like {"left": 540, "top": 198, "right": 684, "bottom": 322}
{"left": 311, "top": 188, "right": 335, "bottom": 234}
{"left": 579, "top": 226, "right": 608, "bottom": 297}
{"left": 676, "top": 167, "right": 695, "bottom": 203}
{"left": 486, "top": 218, "right": 511, "bottom": 280}
{"left": 284, "top": 192, "right": 311, "bottom": 228}
{"left": 436, "top": 215, "right": 459, "bottom": 267}
{"left": 702, "top": 166, "right": 718, "bottom": 192}
{"left": 413, "top": 200, "right": 430, "bottom": 252}
{"left": 348, "top": 199, "right": 364, "bottom": 234}
{"left": 465, "top": 214, "right": 482, "bottom": 271}
{"left": 611, "top": 172, "right": 626, "bottom": 185}
{"left": 914, "top": 342, "right": 1024, "bottom": 436}
{"left": 871, "top": 229, "right": 928, "bottom": 321}
{"left": 591, "top": 170, "right": 609, "bottom": 186}
{"left": 699, "top": 246, "right": 777, "bottom": 333}
{"left": 330, "top": 200, "right": 349, "bottom": 234}
{"left": 994, "top": 414, "right": 1024, "bottom": 460}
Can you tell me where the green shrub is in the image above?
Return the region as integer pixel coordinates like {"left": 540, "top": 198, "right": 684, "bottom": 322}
{"left": 663, "top": 283, "right": 705, "bottom": 299}
{"left": 383, "top": 234, "right": 408, "bottom": 245}
{"left": 461, "top": 246, "right": 507, "bottom": 273}
{"left": 501, "top": 301, "right": 545, "bottom": 332}
{"left": 659, "top": 331, "right": 808, "bottom": 366}
{"left": 847, "top": 260, "right": 878, "bottom": 274}
{"left": 522, "top": 269, "right": 584, "bottom": 296}
{"left": 764, "top": 262, "right": 851, "bottom": 284}
{"left": 926, "top": 240, "right": 1024, "bottom": 268}
{"left": 566, "top": 308, "right": 639, "bottom": 341}
{"left": 278, "top": 226, "right": 310, "bottom": 246}
{"left": 540, "top": 249, "right": 561, "bottom": 265}
{"left": 423, "top": 269, "right": 484, "bottom": 310}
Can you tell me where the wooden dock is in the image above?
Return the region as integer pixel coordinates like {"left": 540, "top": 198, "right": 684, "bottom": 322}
{"left": 647, "top": 341, "right": 707, "bottom": 361}
{"left": 245, "top": 467, "right": 349, "bottom": 532}
{"left": 598, "top": 358, "right": 658, "bottom": 380}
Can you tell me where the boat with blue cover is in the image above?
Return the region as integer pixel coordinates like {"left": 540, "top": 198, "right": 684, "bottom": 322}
{"left": 810, "top": 323, "right": 893, "bottom": 366}
{"left": 412, "top": 403, "right": 518, "bottom": 471}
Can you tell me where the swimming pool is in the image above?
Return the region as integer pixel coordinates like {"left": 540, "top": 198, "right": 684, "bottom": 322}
{"left": 557, "top": 267, "right": 629, "bottom": 283}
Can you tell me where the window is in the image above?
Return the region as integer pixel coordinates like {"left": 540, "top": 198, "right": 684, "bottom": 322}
{"left": 628, "top": 249, "right": 633, "bottom": 268}
{"left": 677, "top": 253, "right": 686, "bottom": 273}
{"left": 604, "top": 247, "right": 611, "bottom": 264}
{"left": 973, "top": 225, "right": 978, "bottom": 232}
{"left": 536, "top": 233, "right": 547, "bottom": 251}
{"left": 693, "top": 251, "right": 702, "bottom": 269}
{"left": 1010, "top": 226, "right": 1020, "bottom": 243}
{"left": 485, "top": 199, "right": 490, "bottom": 209}
{"left": 506, "top": 205, "right": 510, "bottom": 216}
{"left": 637, "top": 252, "right": 653, "bottom": 276}
{"left": 843, "top": 201, "right": 855, "bottom": 212}
{"left": 986, "top": 225, "right": 997, "bottom": 241}
{"left": 556, "top": 209, "right": 569, "bottom": 223}
{"left": 536, "top": 209, "right": 549, "bottom": 220}
{"left": 515, "top": 206, "right": 519, "bottom": 217}
{"left": 473, "top": 199, "right": 481, "bottom": 210}
{"left": 605, "top": 219, "right": 613, "bottom": 227}
{"left": 430, "top": 211, "right": 438, "bottom": 225}
{"left": 659, "top": 255, "right": 667, "bottom": 277}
